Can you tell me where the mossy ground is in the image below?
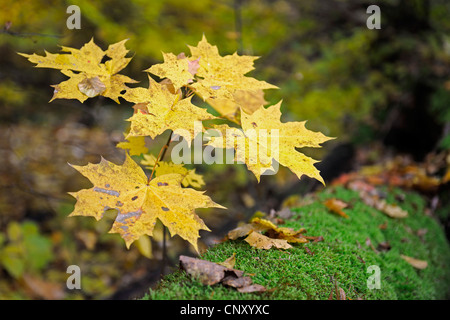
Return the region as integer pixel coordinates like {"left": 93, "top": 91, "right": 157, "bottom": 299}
{"left": 143, "top": 186, "right": 450, "bottom": 300}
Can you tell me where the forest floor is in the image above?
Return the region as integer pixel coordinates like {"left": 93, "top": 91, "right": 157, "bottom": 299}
{"left": 144, "top": 157, "right": 450, "bottom": 300}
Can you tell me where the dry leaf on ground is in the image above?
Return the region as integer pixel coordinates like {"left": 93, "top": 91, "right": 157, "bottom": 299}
{"left": 244, "top": 230, "right": 292, "bottom": 250}
{"left": 226, "top": 217, "right": 310, "bottom": 250}
{"left": 22, "top": 274, "right": 65, "bottom": 300}
{"left": 324, "top": 198, "right": 349, "bottom": 218}
{"left": 237, "top": 284, "right": 266, "bottom": 293}
{"left": 400, "top": 254, "right": 428, "bottom": 269}
{"left": 218, "top": 253, "right": 236, "bottom": 269}
{"left": 179, "top": 255, "right": 266, "bottom": 293}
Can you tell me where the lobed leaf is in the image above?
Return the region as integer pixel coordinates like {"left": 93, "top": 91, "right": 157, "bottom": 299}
{"left": 68, "top": 154, "right": 224, "bottom": 251}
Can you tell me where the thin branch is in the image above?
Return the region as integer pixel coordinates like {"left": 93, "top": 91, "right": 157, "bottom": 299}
{"left": 147, "top": 131, "right": 173, "bottom": 184}
{"left": 1, "top": 28, "right": 62, "bottom": 39}
{"left": 233, "top": 0, "right": 244, "bottom": 54}
{"left": 149, "top": 130, "right": 174, "bottom": 278}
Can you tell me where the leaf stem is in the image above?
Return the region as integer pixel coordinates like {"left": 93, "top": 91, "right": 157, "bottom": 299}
{"left": 161, "top": 225, "right": 167, "bottom": 276}
{"left": 148, "top": 130, "right": 173, "bottom": 278}
{"left": 147, "top": 130, "right": 173, "bottom": 184}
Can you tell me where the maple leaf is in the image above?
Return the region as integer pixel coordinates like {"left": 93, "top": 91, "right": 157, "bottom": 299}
{"left": 187, "top": 35, "right": 277, "bottom": 101}
{"left": 146, "top": 52, "right": 195, "bottom": 90}
{"left": 208, "top": 102, "right": 334, "bottom": 183}
{"left": 324, "top": 198, "right": 349, "bottom": 218}
{"left": 141, "top": 154, "right": 205, "bottom": 188}
{"left": 226, "top": 217, "right": 308, "bottom": 250}
{"left": 68, "top": 154, "right": 224, "bottom": 251}
{"left": 116, "top": 134, "right": 149, "bottom": 156}
{"left": 19, "top": 39, "right": 136, "bottom": 103}
{"left": 123, "top": 77, "right": 215, "bottom": 145}
{"left": 244, "top": 230, "right": 292, "bottom": 250}
{"left": 207, "top": 89, "right": 268, "bottom": 123}
{"left": 179, "top": 255, "right": 266, "bottom": 292}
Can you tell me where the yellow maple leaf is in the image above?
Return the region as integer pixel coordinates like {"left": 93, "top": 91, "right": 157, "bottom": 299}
{"left": 68, "top": 154, "right": 224, "bottom": 251}
{"left": 116, "top": 134, "right": 149, "bottom": 156}
{"left": 251, "top": 217, "right": 307, "bottom": 240}
{"left": 141, "top": 154, "right": 205, "bottom": 189}
{"left": 226, "top": 217, "right": 307, "bottom": 250}
{"left": 244, "top": 230, "right": 292, "bottom": 250}
{"left": 19, "top": 39, "right": 136, "bottom": 103}
{"left": 146, "top": 52, "right": 194, "bottom": 90}
{"left": 187, "top": 35, "right": 277, "bottom": 101}
{"left": 207, "top": 89, "right": 268, "bottom": 123}
{"left": 208, "top": 102, "right": 334, "bottom": 183}
{"left": 123, "top": 77, "right": 215, "bottom": 145}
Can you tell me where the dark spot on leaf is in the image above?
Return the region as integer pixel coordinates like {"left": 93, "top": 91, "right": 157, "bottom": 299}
{"left": 93, "top": 187, "right": 120, "bottom": 197}
{"left": 251, "top": 122, "right": 257, "bottom": 128}
{"left": 135, "top": 186, "right": 140, "bottom": 189}
{"left": 132, "top": 196, "right": 138, "bottom": 201}
{"left": 105, "top": 184, "right": 110, "bottom": 188}
{"left": 161, "top": 207, "right": 170, "bottom": 212}
{"left": 157, "top": 182, "right": 169, "bottom": 187}
{"left": 120, "top": 90, "right": 126, "bottom": 94}
{"left": 116, "top": 201, "right": 124, "bottom": 207}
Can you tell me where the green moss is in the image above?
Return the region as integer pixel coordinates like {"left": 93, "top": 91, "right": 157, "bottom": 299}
{"left": 143, "top": 187, "right": 450, "bottom": 300}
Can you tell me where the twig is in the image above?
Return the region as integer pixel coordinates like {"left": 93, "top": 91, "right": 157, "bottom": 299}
{"left": 149, "top": 130, "right": 173, "bottom": 277}
{"left": 148, "top": 131, "right": 173, "bottom": 184}
{"left": 1, "top": 28, "right": 62, "bottom": 39}
{"left": 233, "top": 0, "right": 244, "bottom": 54}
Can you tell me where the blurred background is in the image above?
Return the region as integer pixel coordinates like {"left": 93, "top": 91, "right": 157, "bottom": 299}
{"left": 0, "top": 0, "right": 449, "bottom": 299}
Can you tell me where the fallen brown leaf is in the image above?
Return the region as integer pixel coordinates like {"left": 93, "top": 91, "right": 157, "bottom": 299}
{"left": 324, "top": 198, "right": 349, "bottom": 218}
{"left": 179, "top": 255, "right": 243, "bottom": 285}
{"left": 338, "top": 287, "right": 346, "bottom": 300}
{"left": 400, "top": 254, "right": 428, "bottom": 269}
{"left": 378, "top": 221, "right": 388, "bottom": 230}
{"left": 304, "top": 246, "right": 314, "bottom": 256}
{"left": 222, "top": 275, "right": 252, "bottom": 288}
{"left": 22, "top": 274, "right": 65, "bottom": 300}
{"left": 360, "top": 191, "right": 408, "bottom": 219}
{"left": 179, "top": 255, "right": 267, "bottom": 293}
{"left": 237, "top": 284, "right": 266, "bottom": 293}
{"left": 304, "top": 235, "right": 324, "bottom": 242}
{"left": 365, "top": 237, "right": 379, "bottom": 254}
{"left": 380, "top": 201, "right": 408, "bottom": 218}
